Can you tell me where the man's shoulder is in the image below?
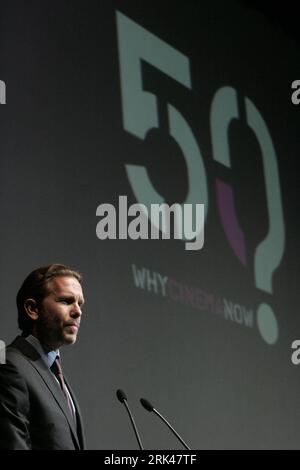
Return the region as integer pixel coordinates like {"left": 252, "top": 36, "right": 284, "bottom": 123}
{"left": 0, "top": 337, "right": 41, "bottom": 390}
{"left": 4, "top": 336, "right": 40, "bottom": 371}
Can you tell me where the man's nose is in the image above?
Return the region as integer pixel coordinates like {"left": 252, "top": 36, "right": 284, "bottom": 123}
{"left": 71, "top": 303, "right": 82, "bottom": 317}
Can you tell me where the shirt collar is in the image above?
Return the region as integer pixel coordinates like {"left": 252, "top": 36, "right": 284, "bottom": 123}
{"left": 25, "top": 334, "right": 59, "bottom": 369}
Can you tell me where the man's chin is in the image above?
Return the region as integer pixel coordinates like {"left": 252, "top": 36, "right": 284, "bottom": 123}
{"left": 63, "top": 333, "right": 78, "bottom": 345}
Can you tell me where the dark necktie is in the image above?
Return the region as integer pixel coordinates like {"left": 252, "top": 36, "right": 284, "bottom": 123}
{"left": 51, "top": 356, "right": 75, "bottom": 421}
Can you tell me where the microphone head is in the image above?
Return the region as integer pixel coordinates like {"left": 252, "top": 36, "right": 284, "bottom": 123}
{"left": 116, "top": 389, "right": 127, "bottom": 403}
{"left": 140, "top": 398, "right": 154, "bottom": 412}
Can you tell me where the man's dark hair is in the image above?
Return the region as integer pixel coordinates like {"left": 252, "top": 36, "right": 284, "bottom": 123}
{"left": 17, "top": 264, "right": 82, "bottom": 335}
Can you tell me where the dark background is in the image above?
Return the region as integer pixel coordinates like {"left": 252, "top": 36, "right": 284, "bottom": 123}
{"left": 0, "top": 0, "right": 299, "bottom": 449}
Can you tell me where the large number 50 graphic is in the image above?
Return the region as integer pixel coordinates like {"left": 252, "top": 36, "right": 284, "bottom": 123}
{"left": 116, "top": 10, "right": 285, "bottom": 343}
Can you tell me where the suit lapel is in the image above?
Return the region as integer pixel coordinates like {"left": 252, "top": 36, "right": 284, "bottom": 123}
{"left": 64, "top": 375, "right": 86, "bottom": 449}
{"left": 11, "top": 337, "right": 81, "bottom": 449}
{"left": 32, "top": 360, "right": 80, "bottom": 447}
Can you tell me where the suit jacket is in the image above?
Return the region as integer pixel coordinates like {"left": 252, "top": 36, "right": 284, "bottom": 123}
{"left": 0, "top": 336, "right": 86, "bottom": 450}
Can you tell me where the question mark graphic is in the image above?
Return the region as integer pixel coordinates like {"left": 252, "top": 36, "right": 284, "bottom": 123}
{"left": 211, "top": 87, "right": 285, "bottom": 344}
{"left": 245, "top": 98, "right": 285, "bottom": 344}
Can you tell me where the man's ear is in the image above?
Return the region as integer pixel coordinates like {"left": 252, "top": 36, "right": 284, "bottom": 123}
{"left": 24, "top": 299, "right": 39, "bottom": 321}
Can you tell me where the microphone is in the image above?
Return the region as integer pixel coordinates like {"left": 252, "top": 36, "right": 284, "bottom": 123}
{"left": 116, "top": 389, "right": 144, "bottom": 450}
{"left": 140, "top": 397, "right": 191, "bottom": 450}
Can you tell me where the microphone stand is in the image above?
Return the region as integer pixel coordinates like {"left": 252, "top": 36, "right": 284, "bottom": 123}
{"left": 122, "top": 398, "right": 144, "bottom": 450}
{"left": 152, "top": 407, "right": 190, "bottom": 450}
{"left": 116, "top": 389, "right": 144, "bottom": 450}
{"left": 140, "top": 397, "right": 190, "bottom": 450}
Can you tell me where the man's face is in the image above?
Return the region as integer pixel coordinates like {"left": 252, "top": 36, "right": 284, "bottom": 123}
{"left": 35, "top": 276, "right": 84, "bottom": 350}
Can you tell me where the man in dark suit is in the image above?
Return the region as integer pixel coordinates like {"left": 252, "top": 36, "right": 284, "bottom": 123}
{"left": 0, "top": 264, "right": 86, "bottom": 450}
